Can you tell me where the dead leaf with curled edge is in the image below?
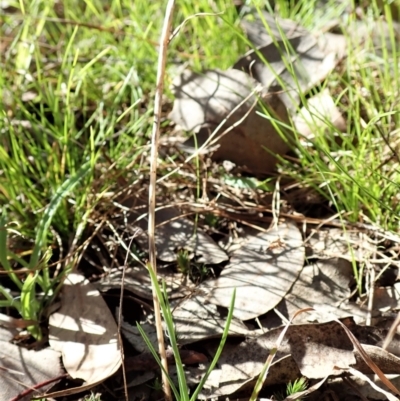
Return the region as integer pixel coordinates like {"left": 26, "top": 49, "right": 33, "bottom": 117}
{"left": 169, "top": 68, "right": 291, "bottom": 173}
{"left": 235, "top": 12, "right": 345, "bottom": 112}
{"left": 200, "top": 220, "right": 305, "bottom": 321}
{"left": 48, "top": 273, "right": 121, "bottom": 397}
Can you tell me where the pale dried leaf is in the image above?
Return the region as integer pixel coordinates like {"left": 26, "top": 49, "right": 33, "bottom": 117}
{"left": 135, "top": 207, "right": 228, "bottom": 264}
{"left": 205, "top": 320, "right": 351, "bottom": 396}
{"left": 346, "top": 368, "right": 400, "bottom": 401}
{"left": 0, "top": 327, "right": 62, "bottom": 401}
{"left": 293, "top": 89, "right": 346, "bottom": 139}
{"left": 97, "top": 266, "right": 196, "bottom": 300}
{"left": 49, "top": 273, "right": 121, "bottom": 389}
{"left": 235, "top": 12, "right": 344, "bottom": 111}
{"left": 354, "top": 344, "right": 400, "bottom": 374}
{"left": 336, "top": 319, "right": 400, "bottom": 396}
{"left": 275, "top": 258, "right": 366, "bottom": 324}
{"left": 201, "top": 353, "right": 301, "bottom": 398}
{"left": 343, "top": 370, "right": 400, "bottom": 401}
{"left": 307, "top": 228, "right": 377, "bottom": 262}
{"left": 202, "top": 319, "right": 400, "bottom": 398}
{"left": 200, "top": 220, "right": 304, "bottom": 320}
{"left": 171, "top": 296, "right": 253, "bottom": 344}
{"left": 169, "top": 68, "right": 291, "bottom": 173}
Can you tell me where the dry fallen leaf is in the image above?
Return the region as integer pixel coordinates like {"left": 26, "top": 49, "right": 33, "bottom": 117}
{"left": 48, "top": 273, "right": 121, "bottom": 395}
{"left": 171, "top": 295, "right": 253, "bottom": 344}
{"left": 307, "top": 227, "right": 377, "bottom": 262}
{"left": 292, "top": 89, "right": 346, "bottom": 140}
{"left": 169, "top": 68, "right": 291, "bottom": 173}
{"left": 201, "top": 354, "right": 301, "bottom": 399}
{"left": 235, "top": 12, "right": 345, "bottom": 111}
{"left": 200, "top": 220, "right": 305, "bottom": 320}
{"left": 97, "top": 265, "right": 196, "bottom": 300}
{"left": 275, "top": 258, "right": 367, "bottom": 324}
{"left": 202, "top": 318, "right": 400, "bottom": 398}
{"left": 341, "top": 369, "right": 400, "bottom": 401}
{"left": 0, "top": 327, "right": 63, "bottom": 401}
{"left": 134, "top": 207, "right": 228, "bottom": 265}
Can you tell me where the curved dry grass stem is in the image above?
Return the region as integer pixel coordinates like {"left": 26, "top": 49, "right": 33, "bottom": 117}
{"left": 148, "top": 1, "right": 176, "bottom": 400}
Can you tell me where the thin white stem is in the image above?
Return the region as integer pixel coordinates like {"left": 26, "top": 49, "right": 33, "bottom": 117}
{"left": 148, "top": 1, "right": 176, "bottom": 401}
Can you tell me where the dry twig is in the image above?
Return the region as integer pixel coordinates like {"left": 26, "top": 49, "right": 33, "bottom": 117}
{"left": 147, "top": 1, "right": 176, "bottom": 400}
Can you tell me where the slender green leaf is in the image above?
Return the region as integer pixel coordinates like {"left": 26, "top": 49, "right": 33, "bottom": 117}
{"left": 30, "top": 162, "right": 91, "bottom": 285}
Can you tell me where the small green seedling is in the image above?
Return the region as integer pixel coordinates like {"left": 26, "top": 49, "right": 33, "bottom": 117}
{"left": 176, "top": 248, "right": 211, "bottom": 284}
{"left": 274, "top": 377, "right": 308, "bottom": 401}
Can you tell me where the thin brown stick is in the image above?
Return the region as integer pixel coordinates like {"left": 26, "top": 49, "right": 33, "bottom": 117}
{"left": 8, "top": 373, "right": 68, "bottom": 401}
{"left": 118, "top": 234, "right": 138, "bottom": 401}
{"left": 148, "top": 1, "right": 176, "bottom": 400}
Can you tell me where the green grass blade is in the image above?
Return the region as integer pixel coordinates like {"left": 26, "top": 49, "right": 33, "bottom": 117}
{"left": 145, "top": 264, "right": 189, "bottom": 400}
{"left": 20, "top": 271, "right": 41, "bottom": 339}
{"left": 29, "top": 162, "right": 91, "bottom": 284}
{"left": 136, "top": 323, "right": 180, "bottom": 401}
{"left": 190, "top": 288, "right": 236, "bottom": 401}
{"left": 0, "top": 213, "right": 23, "bottom": 290}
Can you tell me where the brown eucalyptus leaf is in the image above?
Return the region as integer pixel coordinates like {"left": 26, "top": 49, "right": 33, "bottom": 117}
{"left": 212, "top": 319, "right": 399, "bottom": 388}
{"left": 200, "top": 220, "right": 305, "bottom": 320}
{"left": 354, "top": 344, "right": 400, "bottom": 375}
{"left": 169, "top": 68, "right": 291, "bottom": 173}
{"left": 235, "top": 12, "right": 345, "bottom": 111}
{"left": 202, "top": 318, "right": 400, "bottom": 398}
{"left": 0, "top": 327, "right": 63, "bottom": 401}
{"left": 335, "top": 319, "right": 400, "bottom": 396}
{"left": 370, "top": 283, "right": 400, "bottom": 312}
{"left": 49, "top": 273, "right": 121, "bottom": 393}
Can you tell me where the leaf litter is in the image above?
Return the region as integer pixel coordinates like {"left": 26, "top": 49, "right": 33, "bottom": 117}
{"left": 3, "top": 7, "right": 400, "bottom": 401}
{"left": 200, "top": 220, "right": 305, "bottom": 321}
{"left": 48, "top": 273, "right": 121, "bottom": 396}
{"left": 0, "top": 327, "right": 63, "bottom": 401}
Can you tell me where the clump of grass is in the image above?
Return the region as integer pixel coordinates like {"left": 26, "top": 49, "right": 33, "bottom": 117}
{"left": 0, "top": 0, "right": 245, "bottom": 339}
{"left": 266, "top": 0, "right": 400, "bottom": 232}
{"left": 274, "top": 377, "right": 308, "bottom": 401}
{"left": 0, "top": 0, "right": 245, "bottom": 241}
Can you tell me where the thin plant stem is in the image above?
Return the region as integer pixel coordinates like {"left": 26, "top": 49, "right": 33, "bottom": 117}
{"left": 147, "top": 1, "right": 176, "bottom": 400}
